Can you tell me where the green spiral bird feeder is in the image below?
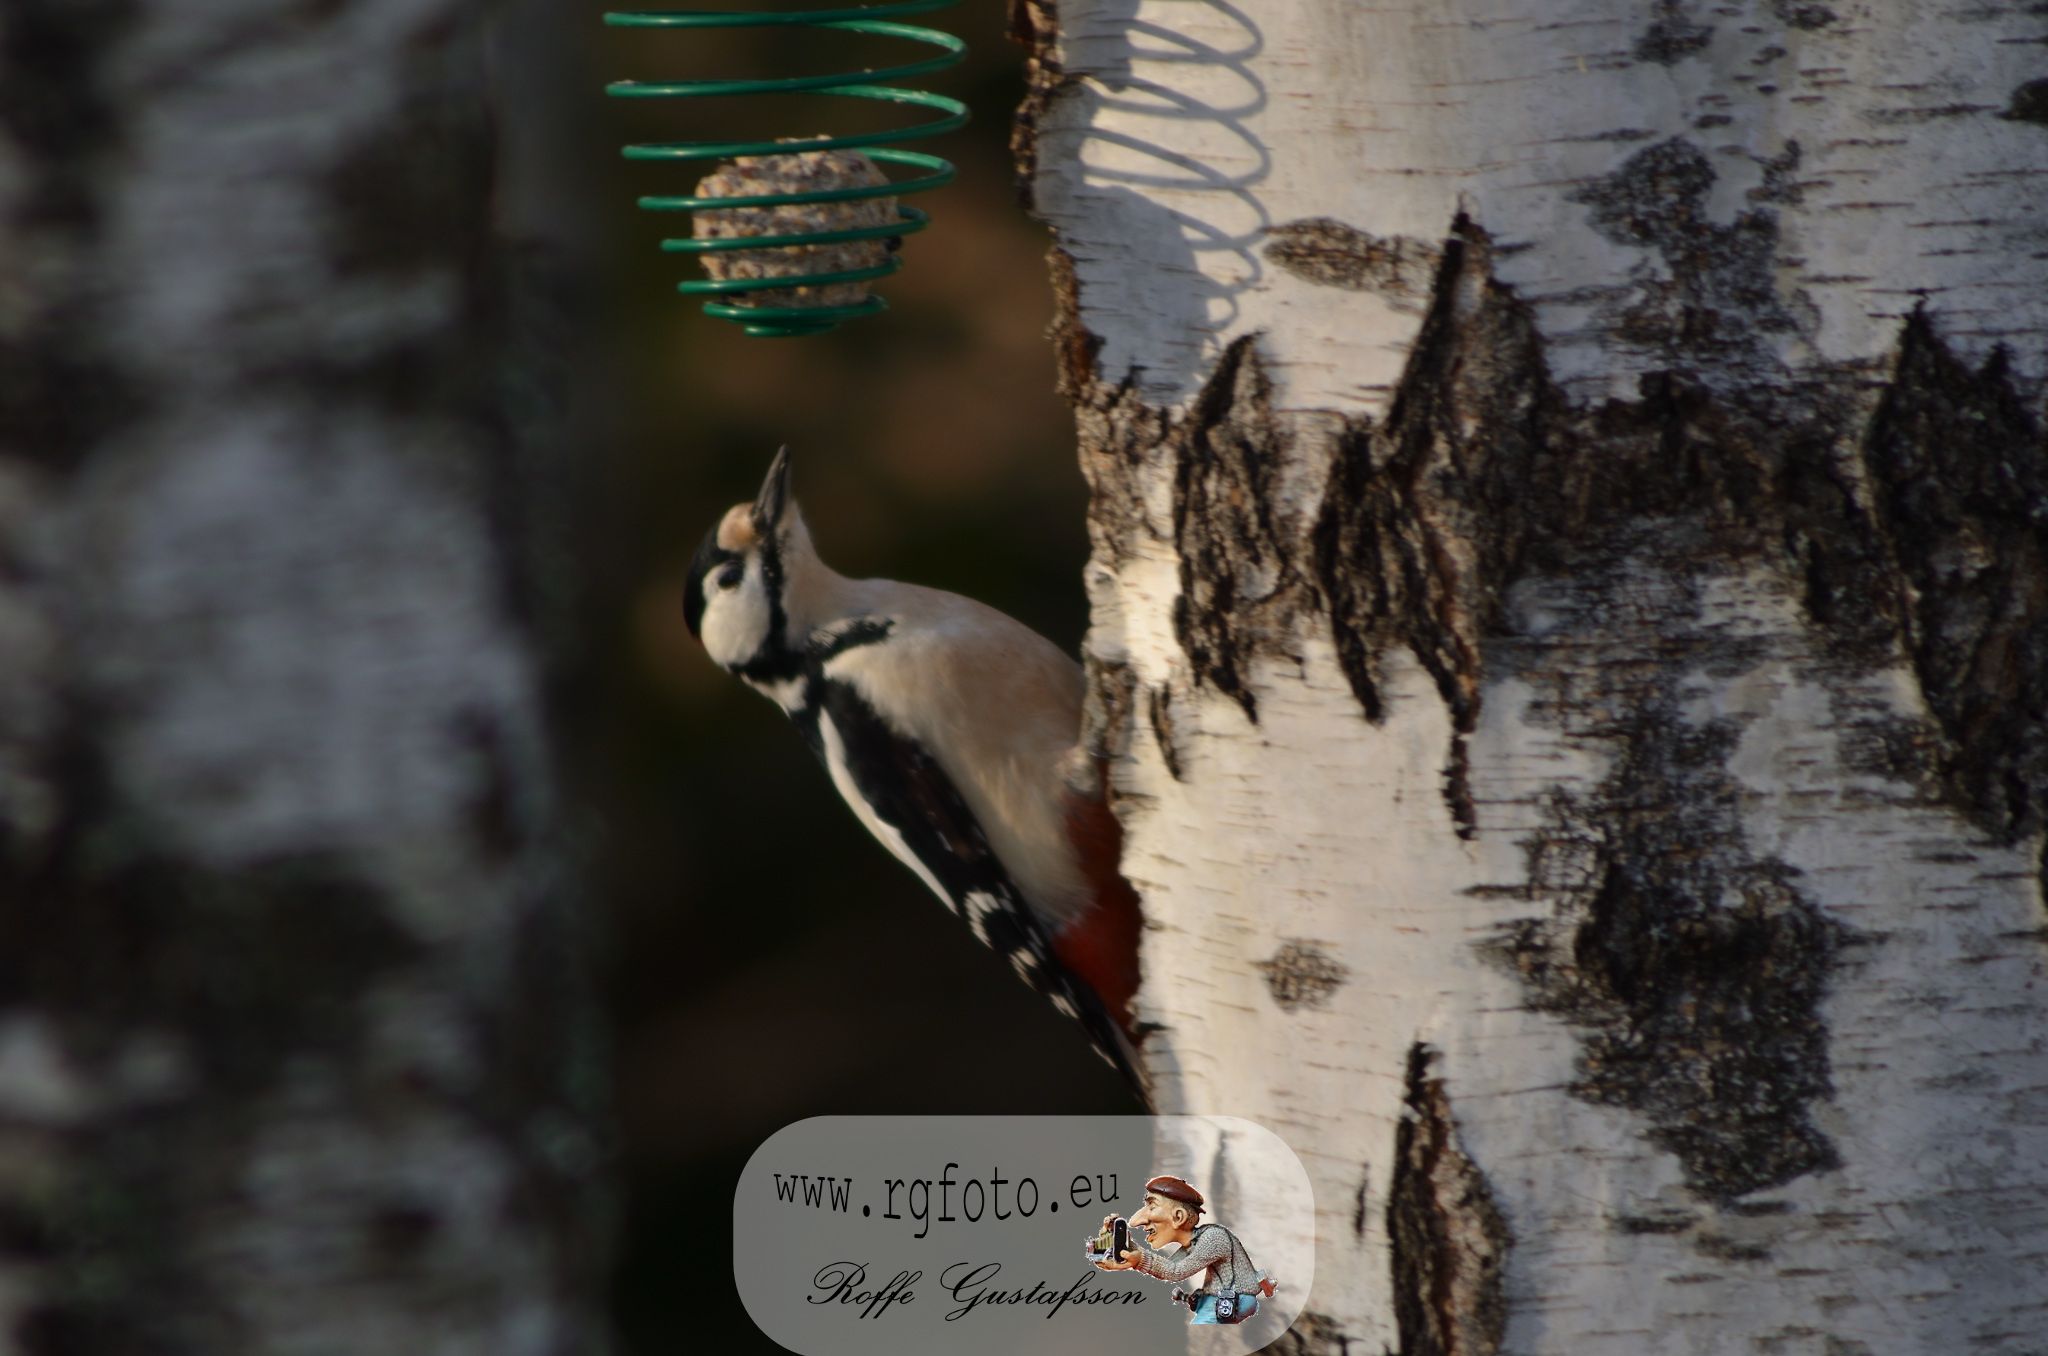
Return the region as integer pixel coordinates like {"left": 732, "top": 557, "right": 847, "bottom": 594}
{"left": 605, "top": 2, "right": 967, "bottom": 337}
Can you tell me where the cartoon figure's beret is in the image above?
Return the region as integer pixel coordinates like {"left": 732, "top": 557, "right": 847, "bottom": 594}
{"left": 1145, "top": 1175, "right": 1205, "bottom": 1210}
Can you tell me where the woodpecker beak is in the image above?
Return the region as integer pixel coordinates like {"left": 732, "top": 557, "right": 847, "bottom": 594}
{"left": 752, "top": 445, "right": 792, "bottom": 536}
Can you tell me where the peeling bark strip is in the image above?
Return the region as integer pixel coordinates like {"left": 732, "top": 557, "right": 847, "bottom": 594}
{"left": 1315, "top": 220, "right": 1546, "bottom": 729}
{"left": 1314, "top": 218, "right": 1555, "bottom": 832}
{"left": 1313, "top": 209, "right": 2048, "bottom": 853}
{"left": 1388, "top": 1046, "right": 1507, "bottom": 1356}
{"left": 1172, "top": 336, "right": 1310, "bottom": 723}
{"left": 1855, "top": 313, "right": 2048, "bottom": 841}
{"left": 0, "top": 4, "right": 604, "bottom": 1351}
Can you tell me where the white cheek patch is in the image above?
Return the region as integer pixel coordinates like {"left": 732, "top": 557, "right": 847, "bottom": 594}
{"left": 699, "top": 571, "right": 771, "bottom": 670}
{"left": 817, "top": 711, "right": 957, "bottom": 913}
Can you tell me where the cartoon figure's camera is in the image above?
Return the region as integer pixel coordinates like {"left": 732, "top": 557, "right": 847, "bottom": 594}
{"left": 1084, "top": 1215, "right": 1129, "bottom": 1263}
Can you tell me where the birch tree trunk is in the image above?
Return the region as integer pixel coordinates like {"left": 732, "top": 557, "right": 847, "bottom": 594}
{"left": 0, "top": 2, "right": 604, "bottom": 1351}
{"left": 1013, "top": 0, "right": 2048, "bottom": 1350}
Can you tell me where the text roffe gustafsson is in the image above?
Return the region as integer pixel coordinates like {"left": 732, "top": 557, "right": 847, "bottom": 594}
{"left": 809, "top": 1261, "right": 1144, "bottom": 1322}
{"left": 779, "top": 1164, "right": 1144, "bottom": 1322}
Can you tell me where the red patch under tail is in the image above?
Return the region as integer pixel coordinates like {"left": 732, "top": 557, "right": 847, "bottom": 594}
{"left": 1055, "top": 785, "right": 1143, "bottom": 1034}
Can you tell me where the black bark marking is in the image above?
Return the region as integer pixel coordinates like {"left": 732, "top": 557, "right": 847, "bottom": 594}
{"left": 1442, "top": 738, "right": 1474, "bottom": 841}
{"left": 1866, "top": 102, "right": 2002, "bottom": 125}
{"left": 2003, "top": 79, "right": 2048, "bottom": 126}
{"left": 1264, "top": 219, "right": 1442, "bottom": 301}
{"left": 1353, "top": 1167, "right": 1371, "bottom": 1239}
{"left": 1635, "top": 7, "right": 1714, "bottom": 65}
{"left": 1491, "top": 679, "right": 1847, "bottom": 1201}
{"left": 1256, "top": 940, "right": 1351, "bottom": 1012}
{"left": 1558, "top": 127, "right": 1659, "bottom": 144}
{"left": 0, "top": 0, "right": 131, "bottom": 228}
{"left": 1315, "top": 217, "right": 1558, "bottom": 833}
{"left": 1388, "top": 1044, "right": 1509, "bottom": 1356}
{"left": 1172, "top": 335, "right": 1309, "bottom": 723}
{"left": 1695, "top": 1232, "right": 1772, "bottom": 1262}
{"left": 1615, "top": 1211, "right": 1695, "bottom": 1235}
{"left": 1568, "top": 138, "right": 1801, "bottom": 381}
{"left": 1147, "top": 683, "right": 1185, "bottom": 782}
{"left": 0, "top": 0, "right": 142, "bottom": 470}
{"left": 1853, "top": 312, "right": 2048, "bottom": 841}
{"left": 1771, "top": 0, "right": 1837, "bottom": 29}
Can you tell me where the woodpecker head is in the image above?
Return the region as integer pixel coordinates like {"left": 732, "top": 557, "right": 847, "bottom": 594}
{"left": 685, "top": 446, "right": 815, "bottom": 675}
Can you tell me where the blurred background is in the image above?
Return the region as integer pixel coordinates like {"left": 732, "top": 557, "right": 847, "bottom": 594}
{"left": 508, "top": 4, "right": 1144, "bottom": 1350}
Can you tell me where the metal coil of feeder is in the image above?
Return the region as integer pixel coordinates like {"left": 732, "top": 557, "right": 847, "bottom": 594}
{"left": 606, "top": 2, "right": 967, "bottom": 338}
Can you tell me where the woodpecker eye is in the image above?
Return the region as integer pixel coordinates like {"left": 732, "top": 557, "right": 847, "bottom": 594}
{"left": 714, "top": 562, "right": 744, "bottom": 591}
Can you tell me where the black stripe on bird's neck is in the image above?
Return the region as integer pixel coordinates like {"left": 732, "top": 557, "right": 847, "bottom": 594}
{"left": 809, "top": 616, "right": 895, "bottom": 664}
{"left": 734, "top": 646, "right": 805, "bottom": 685}
{"left": 737, "top": 610, "right": 893, "bottom": 684}
{"left": 756, "top": 529, "right": 791, "bottom": 664}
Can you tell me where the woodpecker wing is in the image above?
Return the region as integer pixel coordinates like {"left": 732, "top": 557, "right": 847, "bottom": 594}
{"left": 801, "top": 672, "right": 1145, "bottom": 1094}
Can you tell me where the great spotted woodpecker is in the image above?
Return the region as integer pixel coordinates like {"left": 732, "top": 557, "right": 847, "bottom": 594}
{"left": 684, "top": 449, "right": 1146, "bottom": 1095}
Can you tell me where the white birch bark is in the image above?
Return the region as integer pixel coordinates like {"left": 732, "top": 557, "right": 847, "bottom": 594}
{"left": 1014, "top": 0, "right": 2048, "bottom": 1351}
{"left": 0, "top": 2, "right": 605, "bottom": 1351}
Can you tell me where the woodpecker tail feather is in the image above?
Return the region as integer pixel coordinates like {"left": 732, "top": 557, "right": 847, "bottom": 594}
{"left": 972, "top": 891, "right": 1149, "bottom": 1101}
{"left": 806, "top": 678, "right": 1150, "bottom": 1102}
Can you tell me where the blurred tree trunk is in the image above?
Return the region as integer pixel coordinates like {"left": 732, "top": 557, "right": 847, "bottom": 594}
{"left": 1016, "top": 0, "right": 2048, "bottom": 1351}
{"left": 0, "top": 2, "right": 605, "bottom": 1352}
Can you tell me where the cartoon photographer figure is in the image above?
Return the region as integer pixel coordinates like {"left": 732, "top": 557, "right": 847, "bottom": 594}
{"left": 1090, "top": 1175, "right": 1276, "bottom": 1326}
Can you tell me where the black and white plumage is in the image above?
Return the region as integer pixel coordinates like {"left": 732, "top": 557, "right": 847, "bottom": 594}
{"left": 684, "top": 449, "right": 1146, "bottom": 1095}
